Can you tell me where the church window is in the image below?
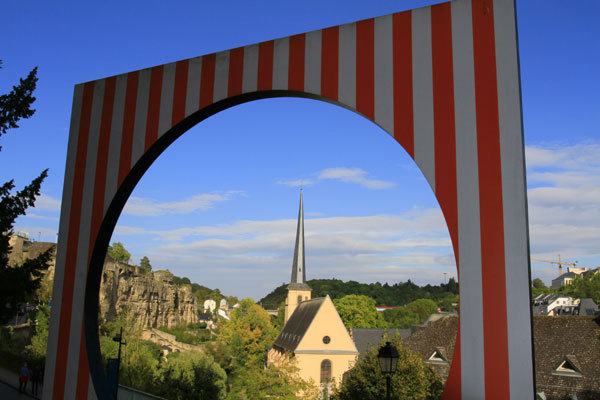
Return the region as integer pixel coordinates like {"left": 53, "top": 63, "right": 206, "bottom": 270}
{"left": 322, "top": 335, "right": 331, "bottom": 344}
{"left": 320, "top": 359, "right": 332, "bottom": 382}
{"left": 298, "top": 295, "right": 303, "bottom": 304}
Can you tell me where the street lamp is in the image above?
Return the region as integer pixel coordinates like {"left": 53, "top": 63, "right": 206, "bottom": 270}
{"left": 378, "top": 341, "right": 399, "bottom": 400}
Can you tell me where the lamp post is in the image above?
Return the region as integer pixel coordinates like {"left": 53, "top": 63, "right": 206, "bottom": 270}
{"left": 107, "top": 327, "right": 126, "bottom": 400}
{"left": 378, "top": 341, "right": 399, "bottom": 400}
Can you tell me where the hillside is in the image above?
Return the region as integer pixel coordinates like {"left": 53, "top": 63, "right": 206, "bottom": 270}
{"left": 259, "top": 278, "right": 458, "bottom": 308}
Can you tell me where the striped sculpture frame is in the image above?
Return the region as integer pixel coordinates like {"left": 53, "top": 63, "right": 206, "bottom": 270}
{"left": 44, "top": 0, "right": 534, "bottom": 398}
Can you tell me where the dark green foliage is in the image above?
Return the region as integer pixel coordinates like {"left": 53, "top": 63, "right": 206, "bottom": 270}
{"left": 559, "top": 272, "right": 600, "bottom": 303}
{"left": 0, "top": 64, "right": 51, "bottom": 320}
{"left": 139, "top": 256, "right": 152, "bottom": 273}
{"left": 334, "top": 295, "right": 387, "bottom": 328}
{"left": 532, "top": 278, "right": 546, "bottom": 289}
{"left": 0, "top": 63, "right": 38, "bottom": 146}
{"left": 260, "top": 277, "right": 459, "bottom": 309}
{"left": 107, "top": 242, "right": 131, "bottom": 263}
{"left": 156, "top": 323, "right": 212, "bottom": 345}
{"left": 383, "top": 307, "right": 421, "bottom": 329}
{"left": 26, "top": 304, "right": 51, "bottom": 365}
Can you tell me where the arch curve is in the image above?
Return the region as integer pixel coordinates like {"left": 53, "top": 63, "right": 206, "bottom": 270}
{"left": 45, "top": 1, "right": 534, "bottom": 399}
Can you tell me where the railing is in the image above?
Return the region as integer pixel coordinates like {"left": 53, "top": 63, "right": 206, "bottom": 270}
{"left": 118, "top": 385, "right": 166, "bottom": 400}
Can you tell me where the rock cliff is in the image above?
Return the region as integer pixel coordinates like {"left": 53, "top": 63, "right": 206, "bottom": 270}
{"left": 99, "top": 259, "right": 199, "bottom": 328}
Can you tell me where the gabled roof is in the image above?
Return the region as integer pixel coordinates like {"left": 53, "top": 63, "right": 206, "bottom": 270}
{"left": 552, "top": 272, "right": 577, "bottom": 281}
{"left": 273, "top": 297, "right": 326, "bottom": 352}
{"left": 578, "top": 298, "right": 599, "bottom": 316}
{"left": 350, "top": 328, "right": 412, "bottom": 356}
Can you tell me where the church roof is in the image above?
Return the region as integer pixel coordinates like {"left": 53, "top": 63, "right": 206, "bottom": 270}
{"left": 273, "top": 297, "right": 326, "bottom": 352}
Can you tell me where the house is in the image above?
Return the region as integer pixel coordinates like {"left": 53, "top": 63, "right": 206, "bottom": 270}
{"left": 268, "top": 190, "right": 359, "bottom": 393}
{"left": 551, "top": 272, "right": 577, "bottom": 290}
{"left": 402, "top": 314, "right": 600, "bottom": 400}
{"left": 533, "top": 294, "right": 579, "bottom": 316}
{"left": 576, "top": 298, "right": 599, "bottom": 317}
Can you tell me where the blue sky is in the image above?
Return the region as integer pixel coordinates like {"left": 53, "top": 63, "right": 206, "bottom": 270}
{"left": 1, "top": 1, "right": 598, "bottom": 300}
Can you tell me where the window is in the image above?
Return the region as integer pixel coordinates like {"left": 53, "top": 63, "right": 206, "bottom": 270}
{"left": 297, "top": 295, "right": 303, "bottom": 304}
{"left": 322, "top": 335, "right": 331, "bottom": 344}
{"left": 427, "top": 348, "right": 448, "bottom": 364}
{"left": 320, "top": 359, "right": 332, "bottom": 382}
{"left": 553, "top": 357, "right": 582, "bottom": 377}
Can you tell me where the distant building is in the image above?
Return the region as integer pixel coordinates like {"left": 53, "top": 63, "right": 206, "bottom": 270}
{"left": 533, "top": 294, "right": 579, "bottom": 316}
{"left": 203, "top": 299, "right": 216, "bottom": 313}
{"left": 268, "top": 191, "right": 359, "bottom": 395}
{"left": 551, "top": 272, "right": 577, "bottom": 290}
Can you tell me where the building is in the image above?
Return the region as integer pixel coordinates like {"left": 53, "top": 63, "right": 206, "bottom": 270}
{"left": 403, "top": 314, "right": 600, "bottom": 400}
{"left": 533, "top": 294, "right": 579, "bottom": 316}
{"left": 551, "top": 272, "right": 577, "bottom": 290}
{"left": 268, "top": 190, "right": 359, "bottom": 392}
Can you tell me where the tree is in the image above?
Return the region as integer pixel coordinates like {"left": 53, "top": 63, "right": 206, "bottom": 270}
{"left": 158, "top": 351, "right": 227, "bottom": 400}
{"left": 107, "top": 242, "right": 130, "bottom": 263}
{"left": 532, "top": 278, "right": 546, "bottom": 289}
{"left": 332, "top": 334, "right": 442, "bottom": 400}
{"left": 139, "top": 256, "right": 152, "bottom": 273}
{"left": 0, "top": 62, "right": 51, "bottom": 320}
{"left": 405, "top": 299, "right": 439, "bottom": 321}
{"left": 383, "top": 307, "right": 421, "bottom": 329}
{"left": 26, "top": 304, "right": 51, "bottom": 365}
{"left": 217, "top": 299, "right": 278, "bottom": 372}
{"left": 333, "top": 295, "right": 387, "bottom": 328}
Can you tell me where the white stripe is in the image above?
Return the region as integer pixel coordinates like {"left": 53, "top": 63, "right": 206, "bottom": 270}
{"left": 64, "top": 79, "right": 105, "bottom": 400}
{"left": 186, "top": 57, "right": 202, "bottom": 117}
{"left": 338, "top": 22, "right": 356, "bottom": 108}
{"left": 273, "top": 37, "right": 289, "bottom": 90}
{"left": 104, "top": 74, "right": 127, "bottom": 214}
{"left": 412, "top": 7, "right": 435, "bottom": 192}
{"left": 374, "top": 14, "right": 394, "bottom": 137}
{"left": 158, "top": 62, "right": 176, "bottom": 136}
{"left": 213, "top": 50, "right": 230, "bottom": 102}
{"left": 43, "top": 83, "right": 84, "bottom": 400}
{"left": 87, "top": 374, "right": 97, "bottom": 400}
{"left": 131, "top": 68, "right": 151, "bottom": 168}
{"left": 242, "top": 44, "right": 259, "bottom": 93}
{"left": 452, "top": 0, "right": 486, "bottom": 398}
{"left": 304, "top": 29, "right": 321, "bottom": 95}
{"left": 494, "top": 0, "right": 535, "bottom": 397}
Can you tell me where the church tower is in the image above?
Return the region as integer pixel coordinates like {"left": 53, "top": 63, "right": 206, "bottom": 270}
{"left": 284, "top": 189, "right": 312, "bottom": 323}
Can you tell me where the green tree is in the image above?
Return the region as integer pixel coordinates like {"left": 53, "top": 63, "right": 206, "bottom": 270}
{"left": 0, "top": 63, "right": 51, "bottom": 320}
{"left": 26, "top": 304, "right": 50, "bottom": 364}
{"left": 158, "top": 351, "right": 227, "bottom": 400}
{"left": 532, "top": 278, "right": 546, "bottom": 289}
{"left": 405, "top": 299, "right": 439, "bottom": 321}
{"left": 333, "top": 295, "right": 387, "bottom": 328}
{"left": 560, "top": 272, "right": 600, "bottom": 303}
{"left": 383, "top": 307, "right": 421, "bottom": 329}
{"left": 332, "top": 335, "right": 441, "bottom": 400}
{"left": 218, "top": 298, "right": 278, "bottom": 372}
{"left": 139, "top": 256, "right": 152, "bottom": 273}
{"left": 107, "top": 242, "right": 130, "bottom": 263}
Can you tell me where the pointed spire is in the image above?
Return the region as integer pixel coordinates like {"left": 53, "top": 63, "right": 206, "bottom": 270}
{"left": 291, "top": 189, "right": 306, "bottom": 284}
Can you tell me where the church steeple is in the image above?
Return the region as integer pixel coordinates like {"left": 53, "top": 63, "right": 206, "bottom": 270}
{"left": 291, "top": 188, "right": 306, "bottom": 285}
{"left": 285, "top": 189, "right": 312, "bottom": 324}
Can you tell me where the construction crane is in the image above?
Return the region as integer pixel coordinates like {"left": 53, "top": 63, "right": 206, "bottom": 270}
{"left": 530, "top": 254, "right": 577, "bottom": 277}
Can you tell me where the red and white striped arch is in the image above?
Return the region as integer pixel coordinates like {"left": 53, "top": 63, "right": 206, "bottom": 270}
{"left": 45, "top": 0, "right": 534, "bottom": 398}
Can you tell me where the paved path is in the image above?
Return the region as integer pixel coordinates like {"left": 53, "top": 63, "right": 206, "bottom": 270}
{"left": 0, "top": 367, "right": 40, "bottom": 400}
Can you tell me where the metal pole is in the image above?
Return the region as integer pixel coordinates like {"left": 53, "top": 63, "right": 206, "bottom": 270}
{"left": 386, "top": 375, "right": 391, "bottom": 400}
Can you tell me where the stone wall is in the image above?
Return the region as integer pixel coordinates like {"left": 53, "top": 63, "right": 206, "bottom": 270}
{"left": 99, "top": 260, "right": 199, "bottom": 328}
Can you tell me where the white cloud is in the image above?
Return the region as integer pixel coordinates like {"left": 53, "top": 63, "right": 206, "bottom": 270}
{"left": 278, "top": 167, "right": 395, "bottom": 190}
{"left": 32, "top": 194, "right": 61, "bottom": 212}
{"left": 122, "top": 191, "right": 242, "bottom": 216}
{"left": 22, "top": 213, "right": 59, "bottom": 221}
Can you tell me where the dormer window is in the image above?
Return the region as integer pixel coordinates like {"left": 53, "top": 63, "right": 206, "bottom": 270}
{"left": 552, "top": 356, "right": 582, "bottom": 377}
{"left": 426, "top": 347, "right": 448, "bottom": 365}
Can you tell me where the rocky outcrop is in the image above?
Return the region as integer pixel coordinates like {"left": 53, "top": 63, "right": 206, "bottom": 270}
{"left": 99, "top": 259, "right": 199, "bottom": 328}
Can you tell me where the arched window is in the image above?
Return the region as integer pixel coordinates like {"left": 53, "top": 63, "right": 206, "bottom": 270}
{"left": 320, "top": 359, "right": 332, "bottom": 383}
{"left": 297, "top": 295, "right": 303, "bottom": 304}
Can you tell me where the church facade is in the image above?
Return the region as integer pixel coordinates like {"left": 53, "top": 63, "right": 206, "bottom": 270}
{"left": 267, "top": 191, "right": 359, "bottom": 389}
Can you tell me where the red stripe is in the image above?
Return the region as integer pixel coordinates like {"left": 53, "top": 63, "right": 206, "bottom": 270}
{"left": 431, "top": 5, "right": 460, "bottom": 397}
{"left": 393, "top": 11, "right": 414, "bottom": 158}
{"left": 356, "top": 19, "right": 375, "bottom": 120}
{"left": 472, "top": 0, "right": 510, "bottom": 397}
{"left": 321, "top": 27, "right": 339, "bottom": 100}
{"left": 258, "top": 41, "right": 274, "bottom": 91}
{"left": 288, "top": 34, "right": 305, "bottom": 91}
{"left": 53, "top": 81, "right": 95, "bottom": 399}
{"left": 228, "top": 47, "right": 244, "bottom": 96}
{"left": 172, "top": 60, "right": 189, "bottom": 126}
{"left": 145, "top": 66, "right": 163, "bottom": 151}
{"left": 119, "top": 71, "right": 138, "bottom": 186}
{"left": 199, "top": 54, "right": 216, "bottom": 108}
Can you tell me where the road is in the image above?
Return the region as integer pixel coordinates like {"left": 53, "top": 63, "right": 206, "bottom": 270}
{"left": 0, "top": 380, "right": 38, "bottom": 400}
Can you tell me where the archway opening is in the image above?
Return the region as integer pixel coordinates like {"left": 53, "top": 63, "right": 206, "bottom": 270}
{"left": 88, "top": 95, "right": 458, "bottom": 398}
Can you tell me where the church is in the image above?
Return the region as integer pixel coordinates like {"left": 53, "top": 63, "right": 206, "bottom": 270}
{"left": 267, "top": 190, "right": 359, "bottom": 390}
